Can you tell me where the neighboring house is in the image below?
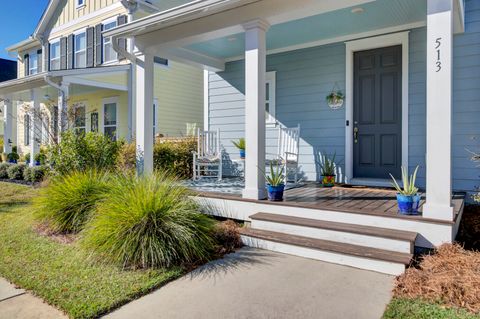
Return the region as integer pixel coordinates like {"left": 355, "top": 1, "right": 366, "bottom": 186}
{"left": 0, "top": 0, "right": 203, "bottom": 156}
{"left": 0, "top": 58, "right": 17, "bottom": 143}
{"left": 104, "top": 0, "right": 478, "bottom": 275}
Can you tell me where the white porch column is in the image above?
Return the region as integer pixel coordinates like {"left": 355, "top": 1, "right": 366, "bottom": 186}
{"left": 3, "top": 97, "right": 13, "bottom": 154}
{"left": 242, "top": 19, "right": 270, "bottom": 200}
{"left": 58, "top": 83, "right": 69, "bottom": 140}
{"left": 30, "top": 89, "right": 42, "bottom": 167}
{"left": 135, "top": 53, "right": 154, "bottom": 175}
{"left": 423, "top": 0, "right": 454, "bottom": 221}
{"left": 127, "top": 64, "right": 135, "bottom": 142}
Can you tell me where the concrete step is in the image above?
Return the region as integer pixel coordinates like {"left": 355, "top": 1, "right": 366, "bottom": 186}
{"left": 250, "top": 212, "right": 417, "bottom": 253}
{"left": 240, "top": 228, "right": 412, "bottom": 275}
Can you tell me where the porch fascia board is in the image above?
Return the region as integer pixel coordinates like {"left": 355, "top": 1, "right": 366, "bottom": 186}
{"left": 0, "top": 73, "right": 48, "bottom": 97}
{"left": 62, "top": 76, "right": 129, "bottom": 91}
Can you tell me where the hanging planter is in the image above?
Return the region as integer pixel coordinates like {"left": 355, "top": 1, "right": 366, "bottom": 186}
{"left": 326, "top": 83, "right": 344, "bottom": 110}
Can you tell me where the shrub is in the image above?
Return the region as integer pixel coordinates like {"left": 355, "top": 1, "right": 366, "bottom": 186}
{"left": 33, "top": 170, "right": 110, "bottom": 233}
{"left": 213, "top": 220, "right": 243, "bottom": 254}
{"left": 81, "top": 172, "right": 215, "bottom": 268}
{"left": 23, "top": 152, "right": 31, "bottom": 163}
{"left": 34, "top": 151, "right": 47, "bottom": 165}
{"left": 23, "top": 165, "right": 49, "bottom": 183}
{"left": 116, "top": 142, "right": 136, "bottom": 171}
{"left": 7, "top": 150, "right": 19, "bottom": 163}
{"left": 0, "top": 162, "right": 11, "bottom": 179}
{"left": 7, "top": 163, "right": 26, "bottom": 180}
{"left": 48, "top": 131, "right": 122, "bottom": 175}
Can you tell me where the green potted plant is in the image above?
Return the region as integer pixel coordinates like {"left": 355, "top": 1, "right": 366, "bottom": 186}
{"left": 34, "top": 152, "right": 47, "bottom": 166}
{"left": 390, "top": 166, "right": 421, "bottom": 215}
{"left": 7, "top": 146, "right": 19, "bottom": 164}
{"left": 232, "top": 138, "right": 246, "bottom": 159}
{"left": 24, "top": 152, "right": 31, "bottom": 164}
{"left": 320, "top": 153, "right": 336, "bottom": 187}
{"left": 261, "top": 163, "right": 286, "bottom": 201}
{"left": 326, "top": 91, "right": 344, "bottom": 109}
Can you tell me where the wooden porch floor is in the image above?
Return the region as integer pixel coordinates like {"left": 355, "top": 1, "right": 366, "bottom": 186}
{"left": 198, "top": 184, "right": 465, "bottom": 224}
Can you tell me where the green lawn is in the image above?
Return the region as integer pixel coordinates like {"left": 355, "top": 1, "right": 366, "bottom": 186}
{"left": 384, "top": 298, "right": 479, "bottom": 319}
{"left": 0, "top": 182, "right": 183, "bottom": 319}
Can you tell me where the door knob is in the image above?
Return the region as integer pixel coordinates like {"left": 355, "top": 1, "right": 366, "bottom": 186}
{"left": 354, "top": 127, "right": 359, "bottom": 143}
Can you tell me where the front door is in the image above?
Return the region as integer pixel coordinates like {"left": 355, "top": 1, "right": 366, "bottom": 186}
{"left": 353, "top": 45, "right": 402, "bottom": 179}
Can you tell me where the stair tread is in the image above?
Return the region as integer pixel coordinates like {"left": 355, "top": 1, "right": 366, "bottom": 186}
{"left": 250, "top": 212, "right": 418, "bottom": 242}
{"left": 240, "top": 228, "right": 413, "bottom": 265}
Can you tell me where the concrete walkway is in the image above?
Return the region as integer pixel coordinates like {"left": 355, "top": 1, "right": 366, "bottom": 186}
{"left": 0, "top": 278, "right": 66, "bottom": 319}
{"left": 105, "top": 248, "right": 395, "bottom": 319}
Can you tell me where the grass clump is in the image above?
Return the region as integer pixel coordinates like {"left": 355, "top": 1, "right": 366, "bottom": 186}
{"left": 81, "top": 172, "right": 216, "bottom": 269}
{"left": 34, "top": 170, "right": 110, "bottom": 233}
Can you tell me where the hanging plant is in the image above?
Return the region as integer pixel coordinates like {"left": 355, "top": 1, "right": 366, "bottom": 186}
{"left": 326, "top": 83, "right": 344, "bottom": 110}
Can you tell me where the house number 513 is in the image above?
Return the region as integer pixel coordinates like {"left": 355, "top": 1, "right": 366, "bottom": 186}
{"left": 435, "top": 37, "right": 442, "bottom": 72}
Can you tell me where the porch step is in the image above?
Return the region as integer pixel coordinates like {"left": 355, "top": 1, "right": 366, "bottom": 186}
{"left": 240, "top": 228, "right": 412, "bottom": 275}
{"left": 250, "top": 213, "right": 417, "bottom": 253}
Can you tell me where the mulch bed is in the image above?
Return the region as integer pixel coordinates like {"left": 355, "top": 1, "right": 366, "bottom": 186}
{"left": 393, "top": 204, "right": 480, "bottom": 314}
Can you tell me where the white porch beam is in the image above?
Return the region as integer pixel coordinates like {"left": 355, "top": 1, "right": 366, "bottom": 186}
{"left": 3, "top": 97, "right": 13, "bottom": 154}
{"left": 423, "top": 0, "right": 454, "bottom": 221}
{"left": 62, "top": 76, "right": 128, "bottom": 91}
{"left": 135, "top": 53, "right": 154, "bottom": 175}
{"left": 30, "top": 89, "right": 42, "bottom": 167}
{"left": 150, "top": 47, "right": 225, "bottom": 72}
{"left": 242, "top": 19, "right": 269, "bottom": 200}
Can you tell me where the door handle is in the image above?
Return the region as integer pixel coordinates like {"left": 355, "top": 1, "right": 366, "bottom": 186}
{"left": 354, "top": 127, "right": 359, "bottom": 143}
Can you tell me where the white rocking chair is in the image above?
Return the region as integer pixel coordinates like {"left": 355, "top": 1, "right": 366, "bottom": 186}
{"left": 192, "top": 128, "right": 223, "bottom": 180}
{"left": 266, "top": 124, "right": 301, "bottom": 186}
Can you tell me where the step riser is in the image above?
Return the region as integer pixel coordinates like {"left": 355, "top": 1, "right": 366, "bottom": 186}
{"left": 241, "top": 235, "right": 406, "bottom": 276}
{"left": 252, "top": 220, "right": 413, "bottom": 254}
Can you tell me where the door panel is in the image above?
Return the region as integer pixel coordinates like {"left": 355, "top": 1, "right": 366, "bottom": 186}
{"left": 353, "top": 45, "right": 402, "bottom": 179}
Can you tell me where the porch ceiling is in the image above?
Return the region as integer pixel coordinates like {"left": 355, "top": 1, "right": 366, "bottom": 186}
{"left": 185, "top": 0, "right": 427, "bottom": 60}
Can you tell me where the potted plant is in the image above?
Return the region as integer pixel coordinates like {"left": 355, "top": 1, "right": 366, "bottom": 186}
{"left": 262, "top": 163, "right": 286, "bottom": 201}
{"left": 7, "top": 146, "right": 19, "bottom": 164}
{"left": 34, "top": 152, "right": 46, "bottom": 166}
{"left": 24, "top": 152, "right": 31, "bottom": 164}
{"left": 326, "top": 91, "right": 344, "bottom": 109}
{"left": 320, "top": 153, "right": 336, "bottom": 187}
{"left": 232, "top": 138, "right": 246, "bottom": 159}
{"left": 390, "top": 166, "right": 421, "bottom": 215}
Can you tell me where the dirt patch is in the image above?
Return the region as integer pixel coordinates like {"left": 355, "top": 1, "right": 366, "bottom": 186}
{"left": 34, "top": 222, "right": 78, "bottom": 245}
{"left": 394, "top": 244, "right": 480, "bottom": 314}
{"left": 456, "top": 204, "right": 480, "bottom": 251}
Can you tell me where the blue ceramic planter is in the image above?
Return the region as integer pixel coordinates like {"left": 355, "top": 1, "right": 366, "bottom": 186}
{"left": 267, "top": 184, "right": 285, "bottom": 201}
{"left": 396, "top": 193, "right": 421, "bottom": 215}
{"left": 8, "top": 159, "right": 17, "bottom": 164}
{"left": 239, "top": 149, "right": 245, "bottom": 159}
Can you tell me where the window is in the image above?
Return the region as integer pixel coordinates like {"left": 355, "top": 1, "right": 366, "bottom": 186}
{"left": 29, "top": 50, "right": 38, "bottom": 75}
{"left": 74, "top": 31, "right": 86, "bottom": 68}
{"left": 76, "top": 0, "right": 85, "bottom": 8}
{"left": 74, "top": 105, "right": 86, "bottom": 135}
{"left": 24, "top": 114, "right": 30, "bottom": 146}
{"left": 154, "top": 56, "right": 169, "bottom": 66}
{"left": 103, "top": 102, "right": 117, "bottom": 140}
{"left": 266, "top": 71, "right": 276, "bottom": 125}
{"left": 49, "top": 40, "right": 60, "bottom": 70}
{"left": 103, "top": 19, "right": 117, "bottom": 63}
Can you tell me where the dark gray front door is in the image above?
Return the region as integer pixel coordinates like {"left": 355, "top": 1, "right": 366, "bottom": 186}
{"left": 353, "top": 45, "right": 402, "bottom": 179}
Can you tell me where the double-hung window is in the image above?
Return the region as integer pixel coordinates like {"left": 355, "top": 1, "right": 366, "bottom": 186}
{"left": 265, "top": 71, "right": 276, "bottom": 125}
{"left": 103, "top": 19, "right": 117, "bottom": 63}
{"left": 103, "top": 98, "right": 117, "bottom": 140}
{"left": 74, "top": 31, "right": 86, "bottom": 68}
{"left": 29, "top": 50, "right": 38, "bottom": 75}
{"left": 49, "top": 40, "right": 60, "bottom": 70}
{"left": 74, "top": 105, "right": 86, "bottom": 135}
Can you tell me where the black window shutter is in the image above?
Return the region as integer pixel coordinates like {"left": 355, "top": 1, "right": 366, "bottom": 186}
{"left": 24, "top": 54, "right": 29, "bottom": 76}
{"left": 37, "top": 49, "right": 43, "bottom": 74}
{"left": 117, "top": 15, "right": 128, "bottom": 60}
{"left": 67, "top": 34, "right": 74, "bottom": 69}
{"left": 95, "top": 24, "right": 103, "bottom": 66}
{"left": 44, "top": 42, "right": 50, "bottom": 72}
{"left": 86, "top": 27, "right": 95, "bottom": 68}
{"left": 60, "top": 37, "right": 67, "bottom": 70}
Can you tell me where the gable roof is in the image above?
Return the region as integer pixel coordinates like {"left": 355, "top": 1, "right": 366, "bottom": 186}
{"left": 34, "top": 0, "right": 61, "bottom": 40}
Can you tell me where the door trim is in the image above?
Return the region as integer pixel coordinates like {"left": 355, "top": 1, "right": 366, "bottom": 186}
{"left": 345, "top": 31, "right": 409, "bottom": 184}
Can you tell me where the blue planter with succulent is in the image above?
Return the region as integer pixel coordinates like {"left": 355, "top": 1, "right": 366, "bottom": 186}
{"left": 390, "top": 166, "right": 421, "bottom": 215}
{"left": 262, "top": 163, "right": 286, "bottom": 201}
{"left": 232, "top": 138, "right": 246, "bottom": 159}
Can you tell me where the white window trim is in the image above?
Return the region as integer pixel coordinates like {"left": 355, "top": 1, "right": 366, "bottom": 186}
{"left": 102, "top": 96, "right": 119, "bottom": 139}
{"left": 76, "top": 0, "right": 86, "bottom": 9}
{"left": 73, "top": 28, "right": 87, "bottom": 68}
{"left": 266, "top": 71, "right": 276, "bottom": 127}
{"left": 102, "top": 17, "right": 118, "bottom": 64}
{"left": 344, "top": 31, "right": 409, "bottom": 184}
{"left": 28, "top": 49, "right": 38, "bottom": 75}
{"left": 49, "top": 38, "right": 61, "bottom": 71}
{"left": 153, "top": 98, "right": 158, "bottom": 137}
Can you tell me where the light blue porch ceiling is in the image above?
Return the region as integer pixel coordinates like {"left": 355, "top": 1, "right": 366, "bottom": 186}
{"left": 185, "top": 0, "right": 426, "bottom": 59}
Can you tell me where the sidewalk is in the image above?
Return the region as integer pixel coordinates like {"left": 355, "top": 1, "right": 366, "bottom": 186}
{"left": 0, "top": 278, "right": 66, "bottom": 319}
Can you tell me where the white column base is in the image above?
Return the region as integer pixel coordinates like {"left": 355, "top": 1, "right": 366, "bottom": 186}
{"left": 422, "top": 203, "right": 454, "bottom": 221}
{"left": 242, "top": 187, "right": 267, "bottom": 200}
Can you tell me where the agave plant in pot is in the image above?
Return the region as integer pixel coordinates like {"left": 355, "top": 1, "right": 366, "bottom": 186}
{"left": 232, "top": 138, "right": 246, "bottom": 159}
{"left": 390, "top": 166, "right": 421, "bottom": 215}
{"left": 320, "top": 153, "right": 336, "bottom": 187}
{"left": 261, "top": 163, "right": 286, "bottom": 201}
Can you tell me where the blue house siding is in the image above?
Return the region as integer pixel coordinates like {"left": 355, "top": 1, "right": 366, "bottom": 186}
{"left": 209, "top": 0, "right": 480, "bottom": 193}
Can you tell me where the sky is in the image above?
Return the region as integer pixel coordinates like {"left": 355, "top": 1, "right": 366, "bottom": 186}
{"left": 0, "top": 0, "right": 50, "bottom": 60}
